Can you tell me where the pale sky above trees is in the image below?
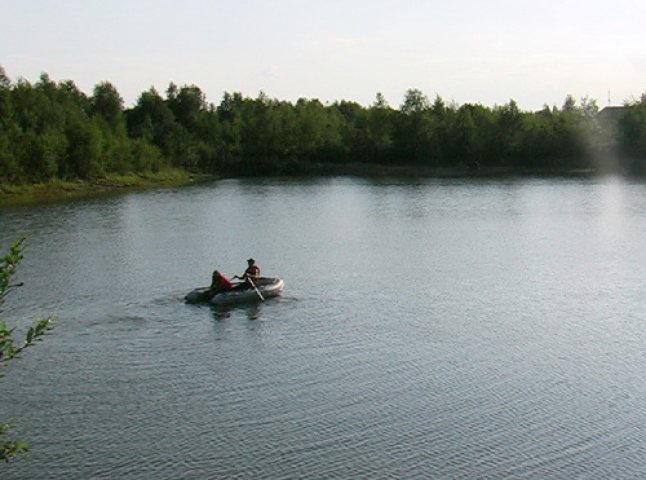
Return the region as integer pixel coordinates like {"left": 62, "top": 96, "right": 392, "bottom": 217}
{"left": 2, "top": 0, "right": 644, "bottom": 110}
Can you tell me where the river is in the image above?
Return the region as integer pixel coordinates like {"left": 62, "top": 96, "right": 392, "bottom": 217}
{"left": 1, "top": 176, "right": 645, "bottom": 479}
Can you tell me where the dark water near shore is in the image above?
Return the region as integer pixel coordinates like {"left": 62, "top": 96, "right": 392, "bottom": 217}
{"left": 1, "top": 176, "right": 645, "bottom": 479}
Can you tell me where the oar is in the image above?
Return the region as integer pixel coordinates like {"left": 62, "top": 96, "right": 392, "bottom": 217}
{"left": 247, "top": 277, "right": 264, "bottom": 301}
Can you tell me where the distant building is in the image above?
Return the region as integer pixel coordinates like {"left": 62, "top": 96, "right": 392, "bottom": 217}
{"left": 597, "top": 106, "right": 627, "bottom": 126}
{"left": 596, "top": 106, "right": 627, "bottom": 151}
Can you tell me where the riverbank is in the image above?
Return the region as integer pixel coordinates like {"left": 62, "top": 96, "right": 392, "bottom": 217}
{"left": 0, "top": 163, "right": 609, "bottom": 207}
{"left": 0, "top": 170, "right": 214, "bottom": 207}
{"left": 286, "top": 162, "right": 598, "bottom": 179}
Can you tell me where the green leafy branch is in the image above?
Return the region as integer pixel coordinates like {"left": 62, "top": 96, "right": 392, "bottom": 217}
{"left": 0, "top": 424, "right": 28, "bottom": 464}
{"left": 1, "top": 238, "right": 55, "bottom": 463}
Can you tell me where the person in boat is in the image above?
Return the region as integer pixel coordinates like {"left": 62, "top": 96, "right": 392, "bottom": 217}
{"left": 234, "top": 258, "right": 261, "bottom": 289}
{"left": 210, "top": 270, "right": 234, "bottom": 296}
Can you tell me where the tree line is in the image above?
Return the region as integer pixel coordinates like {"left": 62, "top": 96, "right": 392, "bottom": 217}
{"left": 1, "top": 65, "right": 645, "bottom": 183}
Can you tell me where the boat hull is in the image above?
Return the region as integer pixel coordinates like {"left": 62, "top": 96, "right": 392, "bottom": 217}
{"left": 185, "top": 278, "right": 284, "bottom": 305}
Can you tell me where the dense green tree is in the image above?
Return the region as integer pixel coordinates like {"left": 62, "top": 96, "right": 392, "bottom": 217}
{"left": 125, "top": 87, "right": 198, "bottom": 170}
{"left": 126, "top": 87, "right": 175, "bottom": 143}
{"left": 365, "top": 93, "right": 395, "bottom": 163}
{"left": 0, "top": 68, "right": 12, "bottom": 122}
{"left": 166, "top": 84, "right": 206, "bottom": 133}
{"left": 293, "top": 98, "right": 343, "bottom": 162}
{"left": 400, "top": 88, "right": 431, "bottom": 115}
{"left": 618, "top": 96, "right": 646, "bottom": 169}
{"left": 493, "top": 100, "right": 525, "bottom": 165}
{"left": 1, "top": 65, "right": 645, "bottom": 184}
{"left": 63, "top": 115, "right": 103, "bottom": 178}
{"left": 89, "top": 81, "right": 124, "bottom": 132}
{"left": 0, "top": 135, "right": 21, "bottom": 181}
{"left": 0, "top": 66, "right": 9, "bottom": 89}
{"left": 521, "top": 106, "right": 561, "bottom": 168}
{"left": 57, "top": 80, "right": 89, "bottom": 110}
{"left": 395, "top": 89, "right": 434, "bottom": 164}
{"left": 130, "top": 138, "right": 163, "bottom": 173}
{"left": 234, "top": 93, "right": 285, "bottom": 170}
{"left": 333, "top": 100, "right": 369, "bottom": 162}
{"left": 217, "top": 91, "right": 244, "bottom": 166}
{"left": 0, "top": 68, "right": 19, "bottom": 180}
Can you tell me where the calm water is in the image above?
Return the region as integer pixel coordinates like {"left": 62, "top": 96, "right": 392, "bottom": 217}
{"left": 1, "top": 176, "right": 645, "bottom": 479}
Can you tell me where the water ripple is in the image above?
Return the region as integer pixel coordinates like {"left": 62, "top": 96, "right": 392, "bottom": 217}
{"left": 2, "top": 178, "right": 646, "bottom": 479}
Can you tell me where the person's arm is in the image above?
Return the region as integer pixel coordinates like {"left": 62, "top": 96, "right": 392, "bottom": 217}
{"left": 240, "top": 266, "right": 252, "bottom": 279}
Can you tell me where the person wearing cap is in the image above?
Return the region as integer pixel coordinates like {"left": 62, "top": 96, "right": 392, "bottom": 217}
{"left": 234, "top": 258, "right": 261, "bottom": 287}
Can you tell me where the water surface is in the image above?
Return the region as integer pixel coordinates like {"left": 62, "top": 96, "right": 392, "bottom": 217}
{"left": 1, "top": 176, "right": 645, "bottom": 479}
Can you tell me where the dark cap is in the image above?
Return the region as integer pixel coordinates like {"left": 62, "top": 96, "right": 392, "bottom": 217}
{"left": 247, "top": 258, "right": 255, "bottom": 263}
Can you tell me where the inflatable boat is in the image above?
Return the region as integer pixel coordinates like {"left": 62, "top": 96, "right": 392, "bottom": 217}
{"left": 185, "top": 277, "right": 284, "bottom": 305}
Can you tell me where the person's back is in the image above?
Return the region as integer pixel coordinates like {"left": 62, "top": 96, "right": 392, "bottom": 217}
{"left": 211, "top": 270, "right": 233, "bottom": 294}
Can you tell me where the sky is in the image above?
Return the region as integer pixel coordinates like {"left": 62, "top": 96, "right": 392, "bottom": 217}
{"left": 2, "top": 0, "right": 645, "bottom": 111}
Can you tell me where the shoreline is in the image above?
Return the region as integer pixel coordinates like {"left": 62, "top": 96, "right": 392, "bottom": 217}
{"left": 287, "top": 163, "right": 599, "bottom": 179}
{"left": 0, "top": 170, "right": 216, "bottom": 207}
{"left": 0, "top": 164, "right": 624, "bottom": 208}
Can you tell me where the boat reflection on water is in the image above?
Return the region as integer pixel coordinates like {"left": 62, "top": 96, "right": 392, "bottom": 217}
{"left": 210, "top": 301, "right": 261, "bottom": 321}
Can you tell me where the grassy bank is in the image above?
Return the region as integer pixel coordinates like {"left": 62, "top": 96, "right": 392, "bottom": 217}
{"left": 0, "top": 169, "right": 213, "bottom": 207}
{"left": 0, "top": 163, "right": 605, "bottom": 207}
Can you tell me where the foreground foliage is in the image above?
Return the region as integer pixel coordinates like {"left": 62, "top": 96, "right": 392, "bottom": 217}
{"left": 1, "top": 65, "right": 645, "bottom": 183}
{"left": 0, "top": 239, "right": 54, "bottom": 462}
